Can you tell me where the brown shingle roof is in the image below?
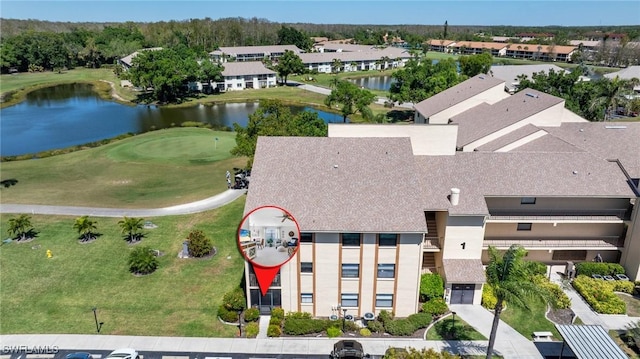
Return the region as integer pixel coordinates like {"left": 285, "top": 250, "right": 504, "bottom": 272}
{"left": 443, "top": 259, "right": 486, "bottom": 283}
{"left": 450, "top": 41, "right": 507, "bottom": 50}
{"left": 245, "top": 137, "right": 426, "bottom": 233}
{"left": 452, "top": 89, "right": 564, "bottom": 147}
{"left": 413, "top": 74, "right": 504, "bottom": 119}
{"left": 540, "top": 122, "right": 640, "bottom": 179}
{"left": 221, "top": 62, "right": 275, "bottom": 77}
{"left": 416, "top": 151, "right": 636, "bottom": 215}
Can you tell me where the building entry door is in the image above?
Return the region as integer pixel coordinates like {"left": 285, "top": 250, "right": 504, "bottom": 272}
{"left": 450, "top": 284, "right": 475, "bottom": 304}
{"left": 250, "top": 289, "right": 282, "bottom": 315}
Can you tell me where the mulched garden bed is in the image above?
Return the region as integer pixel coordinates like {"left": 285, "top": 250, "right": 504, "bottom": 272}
{"left": 546, "top": 308, "right": 575, "bottom": 325}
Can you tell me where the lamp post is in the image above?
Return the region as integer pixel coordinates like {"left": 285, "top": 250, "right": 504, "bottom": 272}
{"left": 91, "top": 307, "right": 103, "bottom": 333}
{"left": 450, "top": 311, "right": 457, "bottom": 339}
{"left": 237, "top": 310, "right": 243, "bottom": 337}
{"left": 342, "top": 308, "right": 347, "bottom": 332}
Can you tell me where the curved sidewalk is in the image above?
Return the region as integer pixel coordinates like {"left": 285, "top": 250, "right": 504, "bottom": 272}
{"left": 0, "top": 189, "right": 246, "bottom": 218}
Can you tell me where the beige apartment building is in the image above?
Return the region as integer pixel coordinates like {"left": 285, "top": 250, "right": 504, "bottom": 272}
{"left": 243, "top": 76, "right": 640, "bottom": 318}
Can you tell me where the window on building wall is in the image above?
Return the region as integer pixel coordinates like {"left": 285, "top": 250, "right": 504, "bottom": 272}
{"left": 377, "top": 264, "right": 395, "bottom": 278}
{"left": 517, "top": 223, "right": 532, "bottom": 231}
{"left": 300, "top": 233, "right": 313, "bottom": 243}
{"left": 552, "top": 250, "right": 587, "bottom": 261}
{"left": 376, "top": 294, "right": 393, "bottom": 307}
{"left": 301, "top": 293, "right": 313, "bottom": 303}
{"left": 301, "top": 262, "right": 313, "bottom": 273}
{"left": 521, "top": 197, "right": 537, "bottom": 204}
{"left": 342, "top": 263, "right": 359, "bottom": 278}
{"left": 379, "top": 234, "right": 398, "bottom": 246}
{"left": 342, "top": 233, "right": 360, "bottom": 246}
{"left": 341, "top": 293, "right": 359, "bottom": 307}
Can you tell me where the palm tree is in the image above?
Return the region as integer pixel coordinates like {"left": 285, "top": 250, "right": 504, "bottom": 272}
{"left": 485, "top": 244, "right": 547, "bottom": 359}
{"left": 73, "top": 215, "right": 98, "bottom": 242}
{"left": 118, "top": 216, "right": 144, "bottom": 243}
{"left": 331, "top": 58, "right": 342, "bottom": 74}
{"left": 7, "top": 214, "right": 34, "bottom": 241}
{"left": 590, "top": 77, "right": 640, "bottom": 121}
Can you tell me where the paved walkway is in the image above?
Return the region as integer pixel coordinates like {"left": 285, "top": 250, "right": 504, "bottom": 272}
{"left": 548, "top": 265, "right": 640, "bottom": 330}
{"left": 450, "top": 305, "right": 543, "bottom": 359}
{"left": 0, "top": 189, "right": 246, "bottom": 218}
{"left": 256, "top": 316, "right": 270, "bottom": 339}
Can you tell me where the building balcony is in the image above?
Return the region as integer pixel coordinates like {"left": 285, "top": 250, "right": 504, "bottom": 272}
{"left": 487, "top": 208, "right": 629, "bottom": 223}
{"left": 483, "top": 236, "right": 624, "bottom": 250}
{"left": 423, "top": 237, "right": 441, "bottom": 251}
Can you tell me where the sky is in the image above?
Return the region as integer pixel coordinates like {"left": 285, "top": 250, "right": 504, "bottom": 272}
{"left": 0, "top": 0, "right": 639, "bottom": 26}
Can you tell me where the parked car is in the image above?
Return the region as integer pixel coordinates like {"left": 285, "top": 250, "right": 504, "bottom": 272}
{"left": 591, "top": 274, "right": 604, "bottom": 280}
{"left": 615, "top": 274, "right": 630, "bottom": 281}
{"left": 330, "top": 340, "right": 369, "bottom": 359}
{"left": 106, "top": 349, "right": 139, "bottom": 359}
{"left": 66, "top": 353, "right": 93, "bottom": 359}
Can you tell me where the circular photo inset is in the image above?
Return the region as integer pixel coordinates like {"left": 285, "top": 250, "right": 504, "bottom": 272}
{"left": 237, "top": 205, "right": 301, "bottom": 268}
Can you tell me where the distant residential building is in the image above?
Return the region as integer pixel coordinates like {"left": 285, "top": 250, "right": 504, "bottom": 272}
{"left": 426, "top": 39, "right": 456, "bottom": 53}
{"left": 449, "top": 41, "right": 507, "bottom": 57}
{"left": 209, "top": 45, "right": 303, "bottom": 63}
{"left": 504, "top": 44, "right": 576, "bottom": 62}
{"left": 118, "top": 47, "right": 163, "bottom": 71}
{"left": 215, "top": 62, "right": 277, "bottom": 91}
{"left": 300, "top": 47, "right": 411, "bottom": 73}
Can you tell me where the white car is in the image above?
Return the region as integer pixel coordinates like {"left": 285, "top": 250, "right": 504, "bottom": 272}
{"left": 106, "top": 349, "right": 139, "bottom": 359}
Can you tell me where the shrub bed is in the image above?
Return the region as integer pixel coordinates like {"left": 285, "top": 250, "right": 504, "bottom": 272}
{"left": 420, "top": 273, "right": 444, "bottom": 301}
{"left": 532, "top": 275, "right": 571, "bottom": 309}
{"left": 383, "top": 312, "right": 433, "bottom": 336}
{"left": 482, "top": 283, "right": 497, "bottom": 309}
{"left": 267, "top": 324, "right": 281, "bottom": 337}
{"left": 218, "top": 305, "right": 239, "bottom": 322}
{"left": 422, "top": 298, "right": 448, "bottom": 316}
{"left": 572, "top": 275, "right": 626, "bottom": 314}
{"left": 245, "top": 322, "right": 259, "bottom": 338}
{"left": 283, "top": 318, "right": 328, "bottom": 335}
{"left": 575, "top": 262, "right": 625, "bottom": 277}
{"left": 244, "top": 307, "right": 260, "bottom": 322}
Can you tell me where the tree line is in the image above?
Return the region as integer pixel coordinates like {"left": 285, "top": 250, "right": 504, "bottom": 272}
{"left": 1, "top": 17, "right": 638, "bottom": 73}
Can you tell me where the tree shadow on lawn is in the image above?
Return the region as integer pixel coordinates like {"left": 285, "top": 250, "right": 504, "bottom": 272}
{"left": 77, "top": 232, "right": 103, "bottom": 244}
{"left": 122, "top": 233, "right": 146, "bottom": 245}
{"left": 11, "top": 229, "right": 40, "bottom": 243}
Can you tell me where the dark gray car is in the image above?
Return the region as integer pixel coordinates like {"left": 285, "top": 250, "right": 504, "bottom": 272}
{"left": 330, "top": 340, "right": 370, "bottom": 359}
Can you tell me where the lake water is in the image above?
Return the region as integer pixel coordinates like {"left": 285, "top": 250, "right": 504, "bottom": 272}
{"left": 0, "top": 84, "right": 343, "bottom": 156}
{"left": 349, "top": 76, "right": 396, "bottom": 91}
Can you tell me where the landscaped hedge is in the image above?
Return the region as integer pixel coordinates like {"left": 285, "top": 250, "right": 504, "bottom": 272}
{"left": 575, "top": 262, "right": 625, "bottom": 277}
{"left": 218, "top": 304, "right": 239, "bottom": 322}
{"left": 572, "top": 275, "right": 626, "bottom": 314}
{"left": 271, "top": 307, "right": 285, "bottom": 319}
{"left": 420, "top": 273, "right": 445, "bottom": 301}
{"left": 481, "top": 284, "right": 497, "bottom": 309}
{"left": 244, "top": 307, "right": 260, "bottom": 322}
{"left": 532, "top": 275, "right": 571, "bottom": 309}
{"left": 612, "top": 280, "right": 635, "bottom": 294}
{"left": 384, "top": 312, "right": 433, "bottom": 336}
{"left": 267, "top": 324, "right": 282, "bottom": 337}
{"left": 283, "top": 318, "right": 328, "bottom": 335}
{"left": 367, "top": 320, "right": 384, "bottom": 333}
{"left": 245, "top": 322, "right": 259, "bottom": 338}
{"left": 422, "top": 298, "right": 448, "bottom": 316}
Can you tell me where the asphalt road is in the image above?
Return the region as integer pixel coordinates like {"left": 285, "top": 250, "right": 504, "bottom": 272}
{"left": 0, "top": 189, "right": 247, "bottom": 218}
{"left": 1, "top": 349, "right": 348, "bottom": 359}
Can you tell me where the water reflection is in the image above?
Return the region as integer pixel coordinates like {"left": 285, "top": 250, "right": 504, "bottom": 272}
{"left": 0, "top": 84, "right": 342, "bottom": 156}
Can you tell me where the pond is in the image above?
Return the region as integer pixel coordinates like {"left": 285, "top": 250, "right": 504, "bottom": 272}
{"left": 0, "top": 84, "right": 343, "bottom": 156}
{"left": 349, "top": 76, "right": 396, "bottom": 91}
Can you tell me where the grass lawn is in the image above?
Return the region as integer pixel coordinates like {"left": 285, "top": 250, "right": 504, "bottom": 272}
{"left": 499, "top": 297, "right": 561, "bottom": 341}
{"left": 426, "top": 316, "right": 487, "bottom": 341}
{"left": 0, "top": 197, "right": 246, "bottom": 336}
{"left": 617, "top": 293, "right": 640, "bottom": 317}
{"left": 1, "top": 127, "right": 247, "bottom": 208}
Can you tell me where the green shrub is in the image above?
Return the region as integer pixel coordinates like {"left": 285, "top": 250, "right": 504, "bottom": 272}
{"left": 366, "top": 320, "right": 384, "bottom": 333}
{"left": 222, "top": 287, "right": 246, "bottom": 311}
{"left": 612, "top": 280, "right": 635, "bottom": 294}
{"left": 326, "top": 326, "right": 342, "bottom": 338}
{"left": 420, "top": 273, "right": 445, "bottom": 301}
{"left": 286, "top": 311, "right": 312, "bottom": 319}
{"left": 269, "top": 317, "right": 283, "bottom": 327}
{"left": 572, "top": 275, "right": 626, "bottom": 314}
{"left": 128, "top": 246, "right": 159, "bottom": 275}
{"left": 360, "top": 328, "right": 372, "bottom": 337}
{"left": 244, "top": 307, "right": 260, "bottom": 322}
{"left": 378, "top": 310, "right": 394, "bottom": 325}
{"left": 532, "top": 275, "right": 571, "bottom": 309}
{"left": 482, "top": 284, "right": 497, "bottom": 309}
{"left": 271, "top": 307, "right": 285, "bottom": 319}
{"left": 186, "top": 230, "right": 213, "bottom": 257}
{"left": 328, "top": 319, "right": 359, "bottom": 332}
{"left": 407, "top": 312, "right": 433, "bottom": 329}
{"left": 385, "top": 319, "right": 415, "bottom": 336}
{"left": 524, "top": 261, "right": 548, "bottom": 276}
{"left": 575, "top": 262, "right": 625, "bottom": 277}
{"left": 283, "top": 318, "right": 327, "bottom": 335}
{"left": 218, "top": 304, "right": 239, "bottom": 322}
{"left": 267, "top": 324, "right": 281, "bottom": 337}
{"left": 422, "top": 298, "right": 448, "bottom": 316}
{"left": 245, "top": 322, "right": 259, "bottom": 338}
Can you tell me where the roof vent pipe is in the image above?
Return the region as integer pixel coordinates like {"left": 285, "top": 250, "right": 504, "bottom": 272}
{"left": 450, "top": 188, "right": 460, "bottom": 206}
